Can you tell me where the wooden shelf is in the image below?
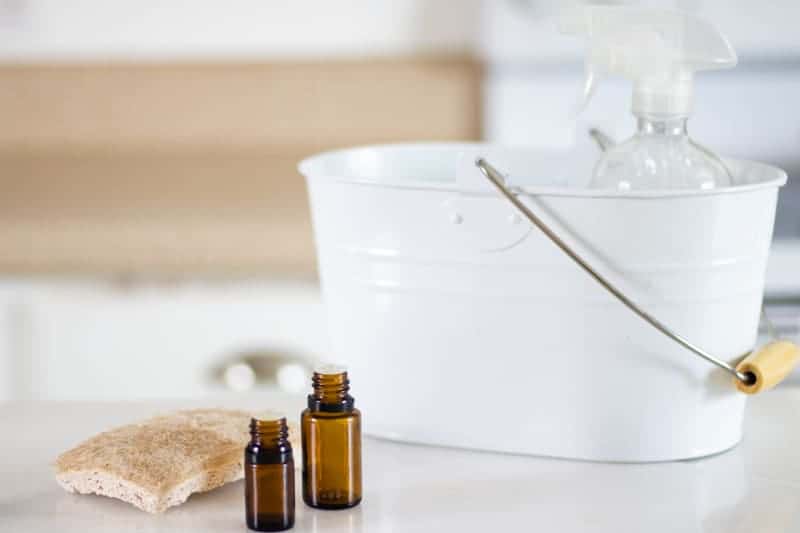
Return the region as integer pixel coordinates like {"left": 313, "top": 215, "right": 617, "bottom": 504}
{"left": 0, "top": 58, "right": 481, "bottom": 276}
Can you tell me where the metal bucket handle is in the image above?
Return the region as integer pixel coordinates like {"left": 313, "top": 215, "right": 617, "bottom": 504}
{"left": 475, "top": 157, "right": 799, "bottom": 393}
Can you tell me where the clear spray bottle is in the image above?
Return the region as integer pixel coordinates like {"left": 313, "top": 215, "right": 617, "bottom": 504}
{"left": 559, "top": 6, "right": 738, "bottom": 190}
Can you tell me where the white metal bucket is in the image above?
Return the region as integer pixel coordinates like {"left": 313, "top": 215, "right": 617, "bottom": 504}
{"left": 299, "top": 143, "right": 787, "bottom": 462}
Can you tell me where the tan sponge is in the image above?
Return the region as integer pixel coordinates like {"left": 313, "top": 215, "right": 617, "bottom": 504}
{"left": 55, "top": 408, "right": 298, "bottom": 513}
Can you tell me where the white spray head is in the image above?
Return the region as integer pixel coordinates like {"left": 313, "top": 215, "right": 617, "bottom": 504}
{"left": 559, "top": 5, "right": 737, "bottom": 117}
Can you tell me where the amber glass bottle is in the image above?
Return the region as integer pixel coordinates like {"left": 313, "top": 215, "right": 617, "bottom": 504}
{"left": 301, "top": 366, "right": 362, "bottom": 509}
{"left": 244, "top": 418, "right": 295, "bottom": 531}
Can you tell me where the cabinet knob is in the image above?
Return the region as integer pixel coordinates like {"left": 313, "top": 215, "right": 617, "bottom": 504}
{"left": 217, "top": 352, "right": 311, "bottom": 393}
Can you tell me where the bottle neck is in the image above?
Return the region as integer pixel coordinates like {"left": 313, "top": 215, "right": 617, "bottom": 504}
{"left": 635, "top": 115, "right": 689, "bottom": 138}
{"left": 249, "top": 417, "right": 290, "bottom": 448}
{"left": 308, "top": 370, "right": 354, "bottom": 413}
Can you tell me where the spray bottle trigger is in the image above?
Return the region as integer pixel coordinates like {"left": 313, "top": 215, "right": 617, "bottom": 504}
{"left": 570, "top": 65, "right": 599, "bottom": 119}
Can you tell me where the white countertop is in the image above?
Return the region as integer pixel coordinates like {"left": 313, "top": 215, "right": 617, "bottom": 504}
{"left": 2, "top": 390, "right": 800, "bottom": 533}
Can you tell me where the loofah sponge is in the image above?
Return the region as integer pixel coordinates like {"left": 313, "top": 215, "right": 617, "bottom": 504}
{"left": 54, "top": 408, "right": 298, "bottom": 513}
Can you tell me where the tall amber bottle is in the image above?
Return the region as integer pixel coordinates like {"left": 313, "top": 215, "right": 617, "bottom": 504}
{"left": 301, "top": 366, "right": 362, "bottom": 509}
{"left": 244, "top": 418, "right": 295, "bottom": 531}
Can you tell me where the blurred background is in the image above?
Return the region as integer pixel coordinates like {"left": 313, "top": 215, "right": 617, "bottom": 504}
{"left": 0, "top": 0, "right": 798, "bottom": 402}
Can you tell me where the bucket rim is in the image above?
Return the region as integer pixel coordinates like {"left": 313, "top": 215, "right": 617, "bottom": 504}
{"left": 298, "top": 142, "right": 788, "bottom": 199}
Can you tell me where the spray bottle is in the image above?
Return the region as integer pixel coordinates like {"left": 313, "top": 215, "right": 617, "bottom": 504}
{"left": 560, "top": 5, "right": 737, "bottom": 190}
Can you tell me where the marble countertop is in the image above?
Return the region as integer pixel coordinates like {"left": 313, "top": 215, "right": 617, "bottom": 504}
{"left": 1, "top": 390, "right": 799, "bottom": 533}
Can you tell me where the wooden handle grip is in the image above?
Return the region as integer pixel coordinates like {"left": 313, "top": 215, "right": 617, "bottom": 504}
{"left": 735, "top": 340, "right": 800, "bottom": 394}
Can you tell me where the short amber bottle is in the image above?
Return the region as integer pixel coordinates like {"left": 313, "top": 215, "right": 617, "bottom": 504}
{"left": 244, "top": 418, "right": 295, "bottom": 531}
{"left": 301, "top": 366, "right": 362, "bottom": 509}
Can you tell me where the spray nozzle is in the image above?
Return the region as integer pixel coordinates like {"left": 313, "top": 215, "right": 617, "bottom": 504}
{"left": 559, "top": 5, "right": 737, "bottom": 116}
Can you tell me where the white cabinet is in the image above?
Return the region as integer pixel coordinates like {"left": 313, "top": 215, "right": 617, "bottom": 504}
{"left": 0, "top": 280, "right": 327, "bottom": 402}
{"left": 0, "top": 274, "right": 796, "bottom": 404}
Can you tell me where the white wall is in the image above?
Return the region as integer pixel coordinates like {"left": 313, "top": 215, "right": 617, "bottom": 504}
{"left": 2, "top": 1, "right": 797, "bottom": 62}
{"left": 482, "top": 0, "right": 800, "bottom": 63}
{"left": 0, "top": 0, "right": 479, "bottom": 61}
